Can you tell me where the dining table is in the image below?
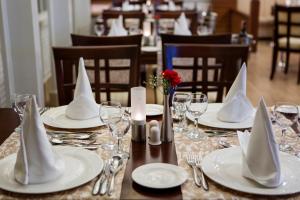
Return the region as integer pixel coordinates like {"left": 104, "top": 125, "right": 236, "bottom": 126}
{"left": 0, "top": 107, "right": 299, "bottom": 199}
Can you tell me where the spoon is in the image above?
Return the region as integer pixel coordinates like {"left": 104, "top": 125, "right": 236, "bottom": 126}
{"left": 108, "top": 155, "right": 123, "bottom": 196}
{"left": 218, "top": 139, "right": 232, "bottom": 148}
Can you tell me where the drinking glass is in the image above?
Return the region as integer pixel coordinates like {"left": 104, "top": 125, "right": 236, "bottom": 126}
{"left": 112, "top": 113, "right": 131, "bottom": 159}
{"left": 186, "top": 93, "right": 208, "bottom": 141}
{"left": 99, "top": 101, "right": 122, "bottom": 150}
{"left": 11, "top": 94, "right": 31, "bottom": 133}
{"left": 172, "top": 92, "right": 191, "bottom": 133}
{"left": 274, "top": 102, "right": 299, "bottom": 152}
{"left": 94, "top": 23, "right": 104, "bottom": 36}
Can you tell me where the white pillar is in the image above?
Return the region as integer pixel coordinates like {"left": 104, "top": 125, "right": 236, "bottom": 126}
{"left": 73, "top": 0, "right": 91, "bottom": 35}
{"left": 0, "top": 0, "right": 44, "bottom": 106}
{"left": 47, "top": 0, "right": 73, "bottom": 105}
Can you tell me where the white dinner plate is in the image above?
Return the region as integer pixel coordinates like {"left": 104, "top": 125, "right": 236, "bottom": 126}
{"left": 186, "top": 103, "right": 255, "bottom": 129}
{"left": 132, "top": 163, "right": 188, "bottom": 189}
{"left": 146, "top": 104, "right": 164, "bottom": 116}
{"left": 202, "top": 147, "right": 300, "bottom": 196}
{"left": 0, "top": 146, "right": 103, "bottom": 194}
{"left": 41, "top": 106, "right": 103, "bottom": 129}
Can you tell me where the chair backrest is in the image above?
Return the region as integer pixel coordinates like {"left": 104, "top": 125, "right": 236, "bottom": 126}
{"left": 71, "top": 33, "right": 142, "bottom": 47}
{"left": 155, "top": 10, "right": 198, "bottom": 34}
{"left": 52, "top": 45, "right": 140, "bottom": 106}
{"left": 102, "top": 10, "right": 145, "bottom": 33}
{"left": 274, "top": 4, "right": 300, "bottom": 49}
{"left": 161, "top": 33, "right": 232, "bottom": 68}
{"left": 163, "top": 44, "right": 249, "bottom": 102}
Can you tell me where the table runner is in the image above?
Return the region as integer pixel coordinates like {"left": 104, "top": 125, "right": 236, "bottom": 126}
{"left": 0, "top": 127, "right": 131, "bottom": 199}
{"left": 174, "top": 122, "right": 300, "bottom": 199}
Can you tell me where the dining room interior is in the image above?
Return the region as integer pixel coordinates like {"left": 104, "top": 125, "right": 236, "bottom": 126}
{"left": 0, "top": 0, "right": 300, "bottom": 199}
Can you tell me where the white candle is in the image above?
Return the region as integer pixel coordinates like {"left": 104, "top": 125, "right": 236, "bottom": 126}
{"left": 131, "top": 87, "right": 146, "bottom": 121}
{"left": 143, "top": 21, "right": 151, "bottom": 37}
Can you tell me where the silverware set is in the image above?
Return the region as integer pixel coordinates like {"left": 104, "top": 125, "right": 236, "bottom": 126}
{"left": 47, "top": 131, "right": 100, "bottom": 150}
{"left": 204, "top": 130, "right": 236, "bottom": 137}
{"left": 186, "top": 153, "right": 209, "bottom": 191}
{"left": 92, "top": 155, "right": 123, "bottom": 196}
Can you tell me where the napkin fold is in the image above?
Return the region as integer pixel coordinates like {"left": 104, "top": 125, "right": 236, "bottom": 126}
{"left": 174, "top": 13, "right": 191, "bottom": 35}
{"left": 108, "top": 15, "right": 128, "bottom": 36}
{"left": 65, "top": 58, "right": 99, "bottom": 120}
{"left": 14, "top": 96, "right": 65, "bottom": 185}
{"left": 217, "top": 63, "right": 254, "bottom": 122}
{"left": 237, "top": 97, "right": 282, "bottom": 188}
{"left": 122, "top": 1, "right": 134, "bottom": 11}
{"left": 168, "top": 0, "right": 177, "bottom": 11}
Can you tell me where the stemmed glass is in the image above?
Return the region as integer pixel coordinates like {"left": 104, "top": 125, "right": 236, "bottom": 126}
{"left": 112, "top": 113, "right": 131, "bottom": 159}
{"left": 274, "top": 102, "right": 299, "bottom": 152}
{"left": 186, "top": 93, "right": 208, "bottom": 141}
{"left": 172, "top": 92, "right": 191, "bottom": 133}
{"left": 94, "top": 23, "right": 104, "bottom": 36}
{"left": 99, "top": 101, "right": 122, "bottom": 150}
{"left": 11, "top": 94, "right": 31, "bottom": 133}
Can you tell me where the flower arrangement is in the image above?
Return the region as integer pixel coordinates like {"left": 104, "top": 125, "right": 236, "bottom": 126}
{"left": 147, "top": 69, "right": 181, "bottom": 95}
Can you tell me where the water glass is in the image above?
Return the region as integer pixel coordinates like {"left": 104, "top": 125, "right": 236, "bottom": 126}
{"left": 112, "top": 113, "right": 131, "bottom": 159}
{"left": 11, "top": 94, "right": 31, "bottom": 132}
{"left": 99, "top": 101, "right": 122, "bottom": 150}
{"left": 274, "top": 102, "right": 299, "bottom": 152}
{"left": 186, "top": 93, "right": 208, "bottom": 141}
{"left": 172, "top": 92, "right": 191, "bottom": 133}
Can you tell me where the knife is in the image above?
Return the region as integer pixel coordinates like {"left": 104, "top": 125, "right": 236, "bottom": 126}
{"left": 92, "top": 161, "right": 107, "bottom": 195}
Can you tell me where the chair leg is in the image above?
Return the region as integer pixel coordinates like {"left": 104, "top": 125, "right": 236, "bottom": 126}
{"left": 285, "top": 50, "right": 290, "bottom": 74}
{"left": 270, "top": 48, "right": 278, "bottom": 80}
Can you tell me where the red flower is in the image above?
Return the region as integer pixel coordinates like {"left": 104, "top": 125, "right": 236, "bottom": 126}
{"left": 162, "top": 69, "right": 181, "bottom": 87}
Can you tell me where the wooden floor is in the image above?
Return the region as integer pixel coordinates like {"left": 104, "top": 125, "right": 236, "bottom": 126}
{"left": 247, "top": 41, "right": 300, "bottom": 106}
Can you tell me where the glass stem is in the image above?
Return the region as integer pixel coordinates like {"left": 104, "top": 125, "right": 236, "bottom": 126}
{"left": 117, "top": 138, "right": 122, "bottom": 154}
{"left": 194, "top": 118, "right": 198, "bottom": 132}
{"left": 281, "top": 128, "right": 287, "bottom": 145}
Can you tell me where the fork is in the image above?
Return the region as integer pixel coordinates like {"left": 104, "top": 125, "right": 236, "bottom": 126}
{"left": 186, "top": 153, "right": 201, "bottom": 187}
{"left": 195, "top": 155, "right": 209, "bottom": 191}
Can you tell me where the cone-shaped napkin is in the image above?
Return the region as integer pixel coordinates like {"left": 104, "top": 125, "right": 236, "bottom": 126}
{"left": 174, "top": 13, "right": 191, "bottom": 35}
{"left": 108, "top": 15, "right": 128, "bottom": 36}
{"left": 122, "top": 1, "right": 134, "bottom": 11}
{"left": 65, "top": 58, "right": 99, "bottom": 120}
{"left": 237, "top": 98, "right": 282, "bottom": 187}
{"left": 168, "top": 0, "right": 176, "bottom": 10}
{"left": 14, "top": 96, "right": 65, "bottom": 185}
{"left": 217, "top": 63, "right": 254, "bottom": 122}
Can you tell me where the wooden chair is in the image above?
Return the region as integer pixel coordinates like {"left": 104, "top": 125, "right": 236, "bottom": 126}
{"left": 161, "top": 33, "right": 232, "bottom": 68}
{"left": 70, "top": 34, "right": 145, "bottom": 84}
{"left": 52, "top": 45, "right": 140, "bottom": 106}
{"left": 270, "top": 5, "right": 300, "bottom": 84}
{"left": 155, "top": 11, "right": 198, "bottom": 34}
{"left": 163, "top": 44, "right": 249, "bottom": 102}
{"left": 102, "top": 10, "right": 145, "bottom": 34}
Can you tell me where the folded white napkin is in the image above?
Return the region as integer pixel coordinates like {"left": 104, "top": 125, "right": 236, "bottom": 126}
{"left": 14, "top": 96, "right": 65, "bottom": 185}
{"left": 168, "top": 0, "right": 177, "bottom": 11}
{"left": 108, "top": 15, "right": 128, "bottom": 36}
{"left": 122, "top": 1, "right": 134, "bottom": 11}
{"left": 238, "top": 97, "right": 282, "bottom": 187}
{"left": 65, "top": 58, "right": 99, "bottom": 120}
{"left": 174, "top": 13, "right": 191, "bottom": 35}
{"left": 217, "top": 63, "right": 254, "bottom": 122}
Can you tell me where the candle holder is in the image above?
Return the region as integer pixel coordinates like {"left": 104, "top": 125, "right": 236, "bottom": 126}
{"left": 131, "top": 87, "right": 146, "bottom": 142}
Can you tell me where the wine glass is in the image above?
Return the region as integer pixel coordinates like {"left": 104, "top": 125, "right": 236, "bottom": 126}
{"left": 99, "top": 101, "right": 122, "bottom": 150}
{"left": 172, "top": 92, "right": 191, "bottom": 133}
{"left": 274, "top": 102, "right": 299, "bottom": 152}
{"left": 186, "top": 93, "right": 208, "bottom": 141}
{"left": 11, "top": 94, "right": 31, "bottom": 133}
{"left": 94, "top": 23, "right": 104, "bottom": 36}
{"left": 112, "top": 113, "right": 131, "bottom": 159}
